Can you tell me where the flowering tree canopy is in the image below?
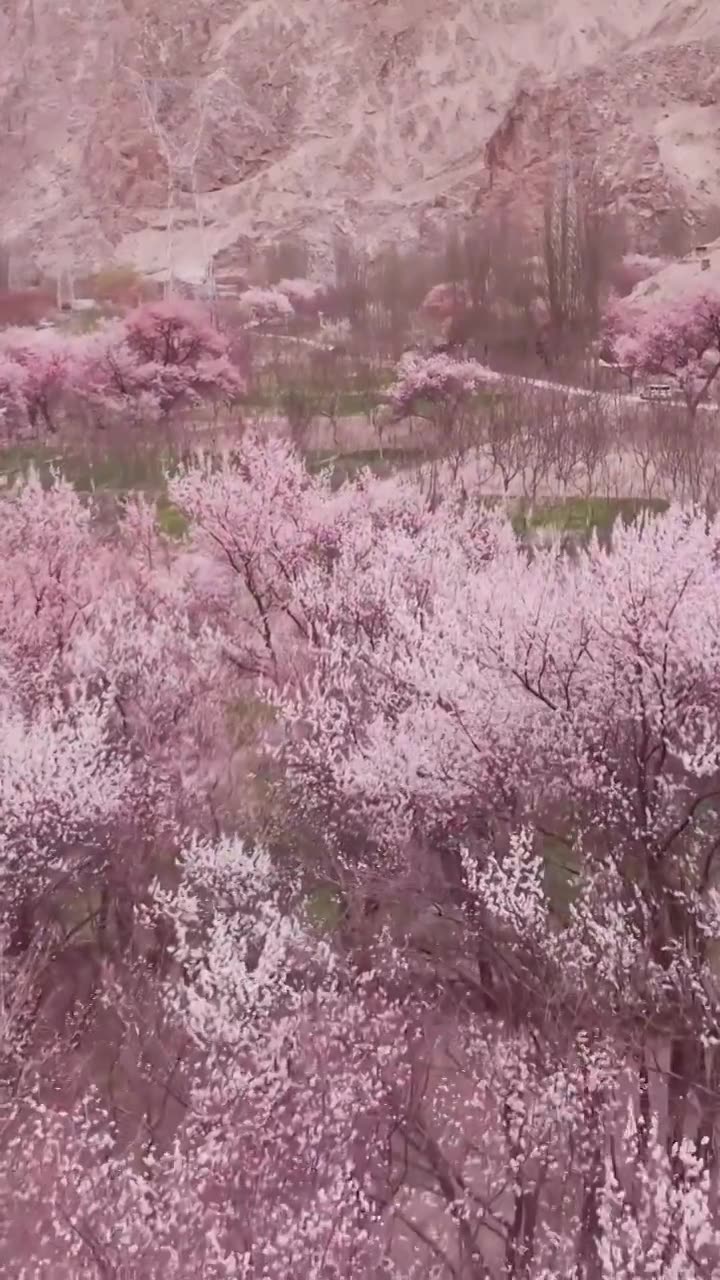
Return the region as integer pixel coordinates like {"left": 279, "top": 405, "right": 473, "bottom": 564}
{"left": 276, "top": 277, "right": 326, "bottom": 315}
{"left": 385, "top": 351, "right": 495, "bottom": 416}
{"left": 607, "top": 284, "right": 720, "bottom": 415}
{"left": 0, "top": 328, "right": 74, "bottom": 432}
{"left": 420, "top": 281, "right": 469, "bottom": 321}
{"left": 0, "top": 352, "right": 30, "bottom": 435}
{"left": 2, "top": 439, "right": 720, "bottom": 1276}
{"left": 236, "top": 286, "right": 295, "bottom": 326}
{"left": 0, "top": 299, "right": 245, "bottom": 434}
{"left": 121, "top": 298, "right": 228, "bottom": 367}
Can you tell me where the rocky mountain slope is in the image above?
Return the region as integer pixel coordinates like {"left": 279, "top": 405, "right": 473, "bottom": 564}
{"left": 1, "top": 0, "right": 720, "bottom": 283}
{"left": 626, "top": 236, "right": 720, "bottom": 306}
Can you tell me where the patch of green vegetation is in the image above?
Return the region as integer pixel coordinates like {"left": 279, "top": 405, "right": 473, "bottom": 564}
{"left": 243, "top": 388, "right": 280, "bottom": 409}
{"left": 57, "top": 888, "right": 105, "bottom": 944}
{"left": 542, "top": 835, "right": 581, "bottom": 925}
{"left": 513, "top": 497, "right": 670, "bottom": 542}
{"left": 156, "top": 499, "right": 189, "bottom": 540}
{"left": 247, "top": 385, "right": 386, "bottom": 417}
{"left": 0, "top": 442, "right": 66, "bottom": 486}
{"left": 408, "top": 389, "right": 498, "bottom": 419}
{"left": 83, "top": 452, "right": 169, "bottom": 494}
{"left": 225, "top": 695, "right": 277, "bottom": 744}
{"left": 61, "top": 309, "right": 105, "bottom": 334}
{"left": 306, "top": 446, "right": 427, "bottom": 486}
{"left": 0, "top": 437, "right": 409, "bottom": 500}
{"left": 0, "top": 441, "right": 176, "bottom": 497}
{"left": 304, "top": 885, "right": 344, "bottom": 934}
{"left": 333, "top": 388, "right": 384, "bottom": 415}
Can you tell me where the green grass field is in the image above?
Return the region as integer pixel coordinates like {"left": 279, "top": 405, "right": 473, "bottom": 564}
{"left": 0, "top": 442, "right": 170, "bottom": 493}
{"left": 0, "top": 439, "right": 672, "bottom": 551}
{"left": 306, "top": 445, "right": 429, "bottom": 485}
{"left": 512, "top": 496, "right": 670, "bottom": 543}
{"left": 246, "top": 386, "right": 386, "bottom": 417}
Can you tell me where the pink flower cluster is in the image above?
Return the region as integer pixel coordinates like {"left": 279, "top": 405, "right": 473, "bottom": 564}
{"left": 0, "top": 440, "right": 719, "bottom": 1276}
{"left": 276, "top": 277, "right": 327, "bottom": 315}
{"left": 420, "top": 281, "right": 469, "bottom": 319}
{"left": 0, "top": 298, "right": 245, "bottom": 436}
{"left": 235, "top": 286, "right": 295, "bottom": 326}
{"left": 604, "top": 281, "right": 720, "bottom": 414}
{"left": 384, "top": 350, "right": 495, "bottom": 419}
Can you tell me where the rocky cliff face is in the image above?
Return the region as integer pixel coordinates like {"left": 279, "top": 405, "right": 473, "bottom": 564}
{"left": 1, "top": 0, "right": 720, "bottom": 282}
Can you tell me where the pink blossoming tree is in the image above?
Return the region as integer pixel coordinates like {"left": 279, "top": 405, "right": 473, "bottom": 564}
{"left": 608, "top": 284, "right": 720, "bottom": 416}
{"left": 77, "top": 299, "right": 245, "bottom": 427}
{"left": 0, "top": 328, "right": 74, "bottom": 433}
{"left": 0, "top": 301, "right": 245, "bottom": 438}
{"left": 420, "top": 281, "right": 469, "bottom": 322}
{"left": 236, "top": 286, "right": 295, "bottom": 327}
{"left": 2, "top": 442, "right": 720, "bottom": 1276}
{"left": 4, "top": 834, "right": 414, "bottom": 1278}
{"left": 275, "top": 497, "right": 720, "bottom": 1238}
{"left": 382, "top": 350, "right": 497, "bottom": 479}
{"left": 276, "top": 277, "right": 326, "bottom": 316}
{"left": 0, "top": 352, "right": 30, "bottom": 436}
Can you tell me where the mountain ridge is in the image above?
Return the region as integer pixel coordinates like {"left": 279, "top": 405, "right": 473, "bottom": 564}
{"left": 1, "top": 0, "right": 719, "bottom": 281}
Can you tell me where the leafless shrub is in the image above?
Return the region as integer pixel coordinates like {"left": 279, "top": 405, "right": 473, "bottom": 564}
{"left": 280, "top": 385, "right": 318, "bottom": 449}
{"left": 570, "top": 395, "right": 616, "bottom": 497}
{"left": 481, "top": 382, "right": 525, "bottom": 494}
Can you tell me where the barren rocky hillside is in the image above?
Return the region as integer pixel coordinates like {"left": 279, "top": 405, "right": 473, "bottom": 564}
{"left": 1, "top": 0, "right": 719, "bottom": 282}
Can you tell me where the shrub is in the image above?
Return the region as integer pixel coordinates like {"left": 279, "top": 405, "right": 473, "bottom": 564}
{"left": 0, "top": 328, "right": 75, "bottom": 433}
{"left": 276, "top": 277, "right": 326, "bottom": 316}
{"left": 0, "top": 301, "right": 245, "bottom": 438}
{"left": 76, "top": 264, "right": 158, "bottom": 308}
{"left": 420, "top": 280, "right": 469, "bottom": 321}
{"left": 236, "top": 287, "right": 295, "bottom": 326}
{"left": 608, "top": 282, "right": 720, "bottom": 417}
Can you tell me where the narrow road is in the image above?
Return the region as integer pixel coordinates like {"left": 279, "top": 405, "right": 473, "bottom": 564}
{"left": 261, "top": 332, "right": 717, "bottom": 416}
